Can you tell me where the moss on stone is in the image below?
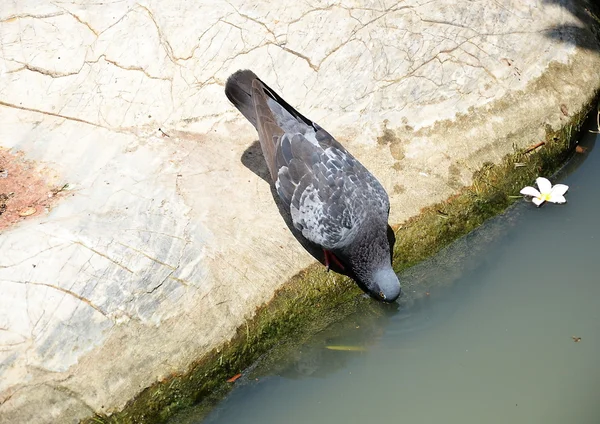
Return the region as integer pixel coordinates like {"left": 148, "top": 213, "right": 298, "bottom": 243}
{"left": 392, "top": 106, "right": 592, "bottom": 271}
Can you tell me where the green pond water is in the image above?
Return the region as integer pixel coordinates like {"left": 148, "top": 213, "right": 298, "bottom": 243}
{"left": 176, "top": 116, "right": 600, "bottom": 424}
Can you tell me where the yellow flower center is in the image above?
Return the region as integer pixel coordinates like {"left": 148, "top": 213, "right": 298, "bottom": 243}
{"left": 540, "top": 192, "right": 551, "bottom": 202}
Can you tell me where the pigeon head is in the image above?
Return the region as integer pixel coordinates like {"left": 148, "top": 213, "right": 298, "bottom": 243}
{"left": 342, "top": 218, "right": 402, "bottom": 303}
{"left": 368, "top": 266, "right": 402, "bottom": 302}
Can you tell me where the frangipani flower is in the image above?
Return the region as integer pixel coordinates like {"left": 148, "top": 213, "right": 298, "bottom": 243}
{"left": 520, "top": 177, "right": 568, "bottom": 207}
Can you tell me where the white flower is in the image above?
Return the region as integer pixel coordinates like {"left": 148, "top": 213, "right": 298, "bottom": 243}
{"left": 520, "top": 177, "right": 569, "bottom": 207}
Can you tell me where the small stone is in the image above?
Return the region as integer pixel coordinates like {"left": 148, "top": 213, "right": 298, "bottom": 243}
{"left": 18, "top": 206, "right": 37, "bottom": 217}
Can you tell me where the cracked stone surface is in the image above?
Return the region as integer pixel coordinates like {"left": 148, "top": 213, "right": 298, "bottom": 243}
{"left": 1, "top": 0, "right": 599, "bottom": 422}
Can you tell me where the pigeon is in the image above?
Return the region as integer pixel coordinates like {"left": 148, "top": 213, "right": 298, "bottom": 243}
{"left": 225, "top": 70, "right": 401, "bottom": 302}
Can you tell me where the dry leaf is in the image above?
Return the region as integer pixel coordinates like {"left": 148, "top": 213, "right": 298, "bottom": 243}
{"left": 575, "top": 146, "right": 588, "bottom": 154}
{"left": 524, "top": 141, "right": 545, "bottom": 154}
{"left": 227, "top": 373, "right": 242, "bottom": 383}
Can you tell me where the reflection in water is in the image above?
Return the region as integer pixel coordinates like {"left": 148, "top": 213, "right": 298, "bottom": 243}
{"left": 173, "top": 116, "right": 600, "bottom": 424}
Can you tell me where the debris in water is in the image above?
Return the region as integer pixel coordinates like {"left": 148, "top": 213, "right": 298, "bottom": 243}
{"left": 227, "top": 373, "right": 242, "bottom": 383}
{"left": 571, "top": 336, "right": 582, "bottom": 343}
{"left": 325, "top": 345, "right": 366, "bottom": 352}
{"left": 520, "top": 177, "right": 568, "bottom": 207}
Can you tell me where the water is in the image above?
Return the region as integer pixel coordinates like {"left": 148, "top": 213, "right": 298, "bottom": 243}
{"left": 181, "top": 117, "right": 600, "bottom": 424}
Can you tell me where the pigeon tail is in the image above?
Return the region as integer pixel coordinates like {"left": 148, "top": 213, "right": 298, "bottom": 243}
{"left": 226, "top": 70, "right": 318, "bottom": 182}
{"left": 226, "top": 70, "right": 317, "bottom": 131}
{"left": 225, "top": 70, "right": 260, "bottom": 127}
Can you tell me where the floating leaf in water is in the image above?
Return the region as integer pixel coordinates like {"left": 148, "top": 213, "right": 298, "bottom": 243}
{"left": 520, "top": 177, "right": 568, "bottom": 207}
{"left": 571, "top": 336, "right": 582, "bottom": 343}
{"left": 325, "top": 345, "right": 366, "bottom": 352}
{"left": 575, "top": 145, "right": 588, "bottom": 154}
{"left": 227, "top": 373, "right": 242, "bottom": 383}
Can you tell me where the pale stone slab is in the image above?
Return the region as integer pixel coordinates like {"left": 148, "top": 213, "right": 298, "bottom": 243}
{"left": 1, "top": 0, "right": 599, "bottom": 421}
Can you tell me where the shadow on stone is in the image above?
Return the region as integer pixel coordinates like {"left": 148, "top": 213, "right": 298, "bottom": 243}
{"left": 241, "top": 140, "right": 338, "bottom": 273}
{"left": 240, "top": 140, "right": 397, "bottom": 278}
{"left": 542, "top": 0, "right": 600, "bottom": 52}
{"left": 240, "top": 139, "right": 271, "bottom": 184}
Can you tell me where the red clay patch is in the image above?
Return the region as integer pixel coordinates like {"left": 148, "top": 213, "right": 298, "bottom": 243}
{"left": 0, "top": 147, "right": 65, "bottom": 232}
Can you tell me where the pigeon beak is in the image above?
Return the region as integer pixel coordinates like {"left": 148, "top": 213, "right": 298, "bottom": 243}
{"left": 371, "top": 268, "right": 401, "bottom": 302}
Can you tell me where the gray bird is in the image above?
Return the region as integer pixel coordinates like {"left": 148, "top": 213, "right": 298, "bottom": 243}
{"left": 225, "top": 70, "right": 401, "bottom": 302}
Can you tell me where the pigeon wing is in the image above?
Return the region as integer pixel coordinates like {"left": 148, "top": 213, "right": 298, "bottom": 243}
{"left": 228, "top": 70, "right": 390, "bottom": 249}
{"left": 275, "top": 133, "right": 389, "bottom": 249}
